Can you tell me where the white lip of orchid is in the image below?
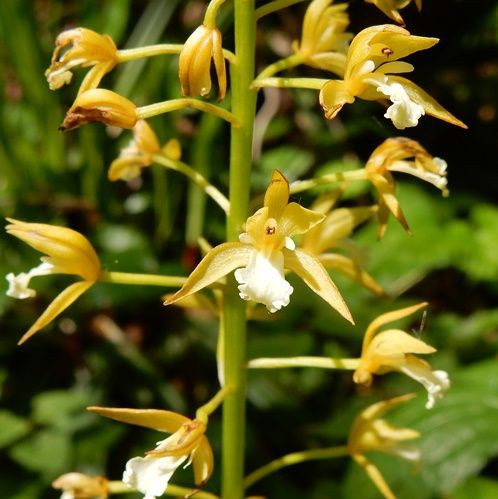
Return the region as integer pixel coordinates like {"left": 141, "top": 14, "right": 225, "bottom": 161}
{"left": 388, "top": 159, "right": 448, "bottom": 191}
{"left": 234, "top": 248, "right": 293, "bottom": 313}
{"left": 6, "top": 261, "right": 55, "bottom": 299}
{"left": 123, "top": 453, "right": 188, "bottom": 499}
{"left": 399, "top": 363, "right": 450, "bottom": 409}
{"left": 375, "top": 80, "right": 425, "bottom": 129}
{"left": 60, "top": 492, "right": 75, "bottom": 499}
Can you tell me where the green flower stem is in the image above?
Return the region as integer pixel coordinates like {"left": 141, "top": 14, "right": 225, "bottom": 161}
{"left": 153, "top": 154, "right": 230, "bottom": 214}
{"left": 222, "top": 1, "right": 257, "bottom": 498}
{"left": 117, "top": 44, "right": 183, "bottom": 61}
{"left": 204, "top": 0, "right": 227, "bottom": 28}
{"left": 100, "top": 271, "right": 187, "bottom": 288}
{"left": 137, "top": 98, "right": 240, "bottom": 126}
{"left": 248, "top": 356, "right": 360, "bottom": 370}
{"left": 252, "top": 76, "right": 328, "bottom": 89}
{"left": 196, "top": 385, "right": 235, "bottom": 424}
{"left": 244, "top": 445, "right": 350, "bottom": 489}
{"left": 117, "top": 43, "right": 236, "bottom": 64}
{"left": 108, "top": 480, "right": 219, "bottom": 498}
{"left": 255, "top": 0, "right": 307, "bottom": 20}
{"left": 254, "top": 52, "right": 305, "bottom": 81}
{"left": 289, "top": 169, "right": 368, "bottom": 194}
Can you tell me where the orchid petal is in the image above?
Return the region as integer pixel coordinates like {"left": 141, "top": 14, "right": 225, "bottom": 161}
{"left": 363, "top": 302, "right": 427, "bottom": 348}
{"left": 283, "top": 248, "right": 353, "bottom": 323}
{"left": 192, "top": 436, "right": 214, "bottom": 486}
{"left": 87, "top": 407, "right": 189, "bottom": 433}
{"left": 264, "top": 170, "right": 290, "bottom": 220}
{"left": 387, "top": 75, "right": 467, "bottom": 128}
{"left": 165, "top": 242, "right": 252, "bottom": 306}
{"left": 212, "top": 28, "right": 227, "bottom": 99}
{"left": 319, "top": 79, "right": 354, "bottom": 119}
{"left": 18, "top": 281, "right": 94, "bottom": 345}
{"left": 319, "top": 253, "right": 385, "bottom": 296}
{"left": 368, "top": 329, "right": 436, "bottom": 357}
{"left": 278, "top": 202, "right": 325, "bottom": 238}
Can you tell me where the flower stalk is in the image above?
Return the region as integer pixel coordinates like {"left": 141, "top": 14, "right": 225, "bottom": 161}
{"left": 136, "top": 98, "right": 239, "bottom": 126}
{"left": 153, "top": 154, "right": 230, "bottom": 214}
{"left": 222, "top": 2, "right": 257, "bottom": 498}
{"left": 100, "top": 271, "right": 187, "bottom": 288}
{"left": 248, "top": 356, "right": 360, "bottom": 370}
{"left": 244, "top": 446, "right": 349, "bottom": 489}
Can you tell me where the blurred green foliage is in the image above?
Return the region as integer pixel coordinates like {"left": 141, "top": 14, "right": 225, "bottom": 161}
{"left": 1, "top": 1, "right": 498, "bottom": 498}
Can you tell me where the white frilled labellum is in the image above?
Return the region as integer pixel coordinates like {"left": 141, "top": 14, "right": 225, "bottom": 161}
{"left": 377, "top": 80, "right": 425, "bottom": 129}
{"left": 399, "top": 361, "right": 450, "bottom": 409}
{"left": 123, "top": 453, "right": 188, "bottom": 499}
{"left": 234, "top": 248, "right": 294, "bottom": 313}
{"left": 6, "top": 262, "right": 54, "bottom": 299}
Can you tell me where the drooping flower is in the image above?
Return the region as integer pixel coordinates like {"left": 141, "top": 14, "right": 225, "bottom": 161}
{"left": 364, "top": 137, "right": 449, "bottom": 238}
{"left": 88, "top": 406, "right": 213, "bottom": 499}
{"left": 319, "top": 24, "right": 466, "bottom": 129}
{"left": 108, "top": 120, "right": 181, "bottom": 181}
{"left": 301, "top": 190, "right": 383, "bottom": 295}
{"left": 348, "top": 393, "right": 420, "bottom": 499}
{"left": 354, "top": 303, "right": 450, "bottom": 409}
{"left": 165, "top": 170, "right": 353, "bottom": 322}
{"left": 52, "top": 472, "right": 108, "bottom": 499}
{"left": 60, "top": 89, "right": 137, "bottom": 131}
{"left": 5, "top": 219, "right": 101, "bottom": 344}
{"left": 179, "top": 25, "right": 227, "bottom": 100}
{"left": 365, "top": 0, "right": 422, "bottom": 25}
{"left": 45, "top": 27, "right": 117, "bottom": 93}
{"left": 292, "top": 0, "right": 353, "bottom": 76}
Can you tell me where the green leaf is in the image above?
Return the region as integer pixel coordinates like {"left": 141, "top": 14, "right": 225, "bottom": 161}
{"left": 32, "top": 390, "right": 93, "bottom": 432}
{"left": 343, "top": 360, "right": 498, "bottom": 498}
{"left": 0, "top": 410, "right": 31, "bottom": 448}
{"left": 9, "top": 429, "right": 71, "bottom": 479}
{"left": 453, "top": 477, "right": 498, "bottom": 499}
{"left": 254, "top": 146, "right": 314, "bottom": 188}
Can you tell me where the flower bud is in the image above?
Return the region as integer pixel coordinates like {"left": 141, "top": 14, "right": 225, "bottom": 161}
{"left": 179, "top": 25, "right": 227, "bottom": 100}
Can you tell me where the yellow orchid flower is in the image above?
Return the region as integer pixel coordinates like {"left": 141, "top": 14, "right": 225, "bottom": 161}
{"left": 88, "top": 406, "right": 213, "bottom": 498}
{"left": 52, "top": 472, "right": 109, "bottom": 499}
{"left": 45, "top": 27, "right": 118, "bottom": 93}
{"left": 354, "top": 303, "right": 450, "bottom": 409}
{"left": 108, "top": 120, "right": 181, "bottom": 181}
{"left": 60, "top": 89, "right": 137, "bottom": 131}
{"left": 5, "top": 219, "right": 101, "bottom": 345}
{"left": 292, "top": 0, "right": 353, "bottom": 76}
{"left": 179, "top": 25, "right": 227, "bottom": 100}
{"left": 348, "top": 393, "right": 420, "bottom": 499}
{"left": 166, "top": 170, "right": 353, "bottom": 322}
{"left": 365, "top": 0, "right": 422, "bottom": 25}
{"left": 319, "top": 24, "right": 467, "bottom": 129}
{"left": 302, "top": 191, "right": 383, "bottom": 295}
{"left": 365, "top": 137, "right": 449, "bottom": 238}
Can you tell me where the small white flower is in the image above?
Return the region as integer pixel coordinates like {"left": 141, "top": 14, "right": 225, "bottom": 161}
{"left": 123, "top": 454, "right": 188, "bottom": 499}
{"left": 234, "top": 249, "right": 293, "bottom": 313}
{"left": 6, "top": 262, "right": 54, "bottom": 299}
{"left": 377, "top": 80, "right": 425, "bottom": 129}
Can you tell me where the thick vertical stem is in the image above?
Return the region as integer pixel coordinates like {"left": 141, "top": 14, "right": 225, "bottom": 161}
{"left": 222, "top": 1, "right": 257, "bottom": 499}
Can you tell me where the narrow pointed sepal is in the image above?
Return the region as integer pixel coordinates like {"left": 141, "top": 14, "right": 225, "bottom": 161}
{"left": 165, "top": 242, "right": 252, "bottom": 306}
{"left": 18, "top": 281, "right": 94, "bottom": 345}
{"left": 282, "top": 248, "right": 353, "bottom": 323}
